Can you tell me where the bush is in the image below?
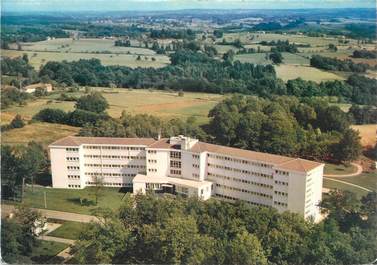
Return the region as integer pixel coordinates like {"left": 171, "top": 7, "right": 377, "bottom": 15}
{"left": 33, "top": 108, "right": 68, "bottom": 124}
{"left": 9, "top": 114, "right": 25, "bottom": 129}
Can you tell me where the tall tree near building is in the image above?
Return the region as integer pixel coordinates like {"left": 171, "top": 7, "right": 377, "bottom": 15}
{"left": 332, "top": 128, "right": 362, "bottom": 164}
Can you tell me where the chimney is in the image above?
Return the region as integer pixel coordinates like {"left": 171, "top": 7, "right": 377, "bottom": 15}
{"left": 157, "top": 128, "right": 161, "bottom": 140}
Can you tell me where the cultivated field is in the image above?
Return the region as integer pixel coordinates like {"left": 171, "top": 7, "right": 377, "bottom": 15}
{"left": 19, "top": 38, "right": 155, "bottom": 54}
{"left": 275, "top": 64, "right": 345, "bottom": 82}
{"left": 1, "top": 49, "right": 170, "bottom": 69}
{"left": 351, "top": 124, "right": 377, "bottom": 147}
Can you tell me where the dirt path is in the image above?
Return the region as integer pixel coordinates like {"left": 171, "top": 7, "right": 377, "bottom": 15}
{"left": 323, "top": 177, "right": 372, "bottom": 192}
{"left": 324, "top": 162, "right": 363, "bottom": 178}
{"left": 1, "top": 204, "right": 98, "bottom": 223}
{"left": 38, "top": 235, "right": 75, "bottom": 245}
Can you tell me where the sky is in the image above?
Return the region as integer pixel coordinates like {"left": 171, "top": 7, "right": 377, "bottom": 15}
{"left": 2, "top": 0, "right": 375, "bottom": 12}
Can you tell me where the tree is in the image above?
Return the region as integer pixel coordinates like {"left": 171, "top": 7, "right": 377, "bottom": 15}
{"left": 9, "top": 114, "right": 25, "bottom": 129}
{"left": 332, "top": 129, "right": 362, "bottom": 163}
{"left": 75, "top": 92, "right": 109, "bottom": 113}
{"left": 223, "top": 50, "right": 235, "bottom": 62}
{"left": 91, "top": 175, "right": 105, "bottom": 205}
{"left": 75, "top": 209, "right": 130, "bottom": 264}
{"left": 226, "top": 230, "right": 267, "bottom": 265}
{"left": 1, "top": 145, "right": 23, "bottom": 201}
{"left": 269, "top": 51, "right": 283, "bottom": 64}
{"left": 18, "top": 142, "right": 47, "bottom": 192}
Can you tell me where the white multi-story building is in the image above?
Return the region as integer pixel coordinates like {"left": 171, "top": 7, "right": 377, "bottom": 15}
{"left": 49, "top": 135, "right": 324, "bottom": 221}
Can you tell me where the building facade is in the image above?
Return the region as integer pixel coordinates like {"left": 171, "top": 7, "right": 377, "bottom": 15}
{"left": 49, "top": 135, "right": 324, "bottom": 221}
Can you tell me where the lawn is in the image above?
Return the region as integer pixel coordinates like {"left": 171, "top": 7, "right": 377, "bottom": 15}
{"left": 336, "top": 172, "right": 376, "bottom": 192}
{"left": 16, "top": 186, "right": 128, "bottom": 215}
{"left": 275, "top": 64, "right": 344, "bottom": 82}
{"left": 323, "top": 178, "right": 369, "bottom": 198}
{"left": 30, "top": 240, "right": 68, "bottom": 264}
{"left": 1, "top": 122, "right": 80, "bottom": 147}
{"left": 48, "top": 221, "right": 89, "bottom": 240}
{"left": 324, "top": 163, "right": 358, "bottom": 175}
{"left": 1, "top": 49, "right": 170, "bottom": 69}
{"left": 351, "top": 124, "right": 377, "bottom": 147}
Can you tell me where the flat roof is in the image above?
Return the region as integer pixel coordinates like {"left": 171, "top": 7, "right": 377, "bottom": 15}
{"left": 50, "top": 136, "right": 323, "bottom": 173}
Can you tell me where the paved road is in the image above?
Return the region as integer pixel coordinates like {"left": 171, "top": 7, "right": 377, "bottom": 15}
{"left": 1, "top": 204, "right": 98, "bottom": 223}
{"left": 323, "top": 177, "right": 372, "bottom": 192}
{"left": 324, "top": 162, "right": 363, "bottom": 178}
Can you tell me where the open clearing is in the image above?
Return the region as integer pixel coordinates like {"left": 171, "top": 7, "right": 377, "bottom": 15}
{"left": 275, "top": 64, "right": 345, "bottom": 82}
{"left": 2, "top": 89, "right": 224, "bottom": 146}
{"left": 1, "top": 122, "right": 80, "bottom": 147}
{"left": 19, "top": 38, "right": 156, "bottom": 54}
{"left": 4, "top": 89, "right": 225, "bottom": 122}
{"left": 351, "top": 124, "right": 377, "bottom": 147}
{"left": 1, "top": 49, "right": 170, "bottom": 69}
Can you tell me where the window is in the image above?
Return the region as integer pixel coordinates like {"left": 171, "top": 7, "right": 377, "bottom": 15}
{"left": 170, "top": 160, "right": 181, "bottom": 168}
{"left": 170, "top": 151, "right": 181, "bottom": 159}
{"left": 170, "top": 169, "right": 181, "bottom": 175}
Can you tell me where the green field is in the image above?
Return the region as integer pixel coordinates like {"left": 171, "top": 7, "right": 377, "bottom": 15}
{"left": 11, "top": 186, "right": 129, "bottom": 214}
{"left": 1, "top": 49, "right": 170, "bottom": 69}
{"left": 48, "top": 221, "right": 89, "bottom": 240}
{"left": 4, "top": 89, "right": 225, "bottom": 122}
{"left": 324, "top": 163, "right": 358, "bottom": 175}
{"left": 30, "top": 240, "right": 69, "bottom": 264}
{"left": 323, "top": 178, "right": 369, "bottom": 198}
{"left": 336, "top": 172, "right": 376, "bottom": 192}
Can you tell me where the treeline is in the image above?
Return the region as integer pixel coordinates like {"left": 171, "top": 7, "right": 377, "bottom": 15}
{"left": 150, "top": 28, "right": 196, "bottom": 40}
{"left": 260, "top": 40, "right": 299, "bottom": 53}
{"left": 114, "top": 39, "right": 131, "bottom": 47}
{"left": 38, "top": 52, "right": 278, "bottom": 95}
{"left": 1, "top": 56, "right": 36, "bottom": 78}
{"left": 208, "top": 95, "right": 361, "bottom": 163}
{"left": 348, "top": 105, "right": 377, "bottom": 125}
{"left": 69, "top": 190, "right": 377, "bottom": 265}
{"left": 310, "top": 55, "right": 370, "bottom": 73}
{"left": 33, "top": 93, "right": 362, "bottom": 163}
{"left": 352, "top": 49, "right": 377, "bottom": 59}
{"left": 1, "top": 25, "right": 69, "bottom": 48}
{"left": 286, "top": 76, "right": 377, "bottom": 106}
{"left": 3, "top": 51, "right": 376, "bottom": 106}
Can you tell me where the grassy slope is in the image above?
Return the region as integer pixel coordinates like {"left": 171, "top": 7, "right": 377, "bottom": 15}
{"left": 1, "top": 122, "right": 80, "bottom": 147}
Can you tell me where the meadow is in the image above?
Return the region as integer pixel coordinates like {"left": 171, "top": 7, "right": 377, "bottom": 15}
{"left": 1, "top": 49, "right": 170, "bottom": 69}
{"left": 351, "top": 124, "right": 377, "bottom": 147}
{"left": 4, "top": 89, "right": 225, "bottom": 122}
{"left": 2, "top": 89, "right": 225, "bottom": 146}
